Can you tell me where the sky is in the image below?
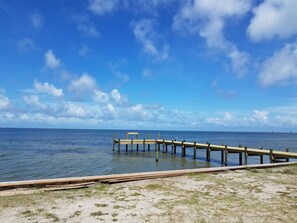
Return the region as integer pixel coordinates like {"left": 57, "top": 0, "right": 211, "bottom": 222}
{"left": 0, "top": 0, "right": 297, "bottom": 132}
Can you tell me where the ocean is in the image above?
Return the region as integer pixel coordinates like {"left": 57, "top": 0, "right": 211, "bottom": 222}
{"left": 0, "top": 128, "right": 296, "bottom": 182}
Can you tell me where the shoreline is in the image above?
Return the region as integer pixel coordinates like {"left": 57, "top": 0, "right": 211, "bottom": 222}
{"left": 1, "top": 164, "right": 296, "bottom": 222}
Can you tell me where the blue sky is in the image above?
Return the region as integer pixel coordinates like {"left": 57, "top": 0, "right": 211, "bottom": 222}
{"left": 1, "top": 0, "right": 297, "bottom": 131}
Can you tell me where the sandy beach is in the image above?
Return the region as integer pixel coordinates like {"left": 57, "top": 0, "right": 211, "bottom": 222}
{"left": 0, "top": 164, "right": 296, "bottom": 223}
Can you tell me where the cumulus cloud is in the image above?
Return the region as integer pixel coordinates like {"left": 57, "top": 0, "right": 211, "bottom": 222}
{"left": 93, "top": 89, "right": 109, "bottom": 103}
{"left": 34, "top": 80, "right": 63, "bottom": 97}
{"left": 88, "top": 0, "right": 118, "bottom": 15}
{"left": 111, "top": 89, "right": 125, "bottom": 103}
{"left": 0, "top": 92, "right": 10, "bottom": 110}
{"left": 131, "top": 18, "right": 169, "bottom": 61}
{"left": 30, "top": 12, "right": 44, "bottom": 29}
{"left": 259, "top": 41, "right": 297, "bottom": 86}
{"left": 173, "top": 0, "right": 251, "bottom": 77}
{"left": 206, "top": 112, "right": 234, "bottom": 126}
{"left": 44, "top": 49, "right": 61, "bottom": 70}
{"left": 69, "top": 73, "right": 97, "bottom": 99}
{"left": 23, "top": 95, "right": 47, "bottom": 110}
{"left": 248, "top": 0, "right": 297, "bottom": 41}
{"left": 61, "top": 103, "right": 88, "bottom": 118}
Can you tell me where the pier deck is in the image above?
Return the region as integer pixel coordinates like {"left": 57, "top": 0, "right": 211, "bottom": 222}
{"left": 113, "top": 138, "right": 297, "bottom": 165}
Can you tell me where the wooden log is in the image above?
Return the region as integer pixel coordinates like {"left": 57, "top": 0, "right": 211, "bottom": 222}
{"left": 171, "top": 140, "right": 174, "bottom": 155}
{"left": 224, "top": 145, "right": 228, "bottom": 166}
{"left": 125, "top": 144, "right": 128, "bottom": 152}
{"left": 131, "top": 139, "right": 133, "bottom": 152}
{"left": 137, "top": 143, "right": 139, "bottom": 151}
{"left": 162, "top": 140, "right": 165, "bottom": 153}
{"left": 165, "top": 144, "right": 168, "bottom": 153}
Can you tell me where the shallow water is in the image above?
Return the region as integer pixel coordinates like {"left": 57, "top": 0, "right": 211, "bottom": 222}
{"left": 0, "top": 128, "right": 296, "bottom": 182}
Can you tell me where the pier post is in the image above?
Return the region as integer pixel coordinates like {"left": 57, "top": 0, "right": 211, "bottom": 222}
{"left": 193, "top": 141, "right": 197, "bottom": 159}
{"left": 182, "top": 141, "right": 186, "bottom": 157}
{"left": 143, "top": 139, "right": 145, "bottom": 152}
{"left": 126, "top": 144, "right": 128, "bottom": 152}
{"left": 137, "top": 143, "right": 139, "bottom": 151}
{"left": 286, "top": 148, "right": 289, "bottom": 162}
{"left": 118, "top": 139, "right": 121, "bottom": 153}
{"left": 260, "top": 146, "right": 264, "bottom": 164}
{"left": 206, "top": 143, "right": 211, "bottom": 162}
{"left": 131, "top": 139, "right": 133, "bottom": 152}
{"left": 221, "top": 150, "right": 224, "bottom": 164}
{"left": 174, "top": 140, "right": 177, "bottom": 154}
{"left": 165, "top": 143, "right": 168, "bottom": 153}
{"left": 239, "top": 145, "right": 242, "bottom": 165}
{"left": 158, "top": 143, "right": 160, "bottom": 151}
{"left": 148, "top": 133, "right": 150, "bottom": 151}
{"left": 269, "top": 149, "right": 274, "bottom": 163}
{"left": 244, "top": 146, "right": 248, "bottom": 165}
{"left": 162, "top": 140, "right": 165, "bottom": 153}
{"left": 155, "top": 141, "right": 158, "bottom": 162}
{"left": 171, "top": 140, "right": 174, "bottom": 155}
{"left": 224, "top": 145, "right": 228, "bottom": 166}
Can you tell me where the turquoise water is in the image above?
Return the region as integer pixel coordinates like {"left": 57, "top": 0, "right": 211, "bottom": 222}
{"left": 0, "top": 128, "right": 296, "bottom": 182}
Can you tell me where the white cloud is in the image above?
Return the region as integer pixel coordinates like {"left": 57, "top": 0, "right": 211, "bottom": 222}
{"left": 61, "top": 103, "right": 88, "bottom": 117}
{"left": 17, "top": 38, "right": 37, "bottom": 53}
{"left": 111, "top": 89, "right": 125, "bottom": 103}
{"left": 88, "top": 0, "right": 118, "bottom": 15}
{"left": 252, "top": 110, "right": 269, "bottom": 122}
{"left": 34, "top": 80, "right": 63, "bottom": 97}
{"left": 69, "top": 73, "right": 97, "bottom": 98}
{"left": 206, "top": 112, "right": 234, "bottom": 126}
{"left": 94, "top": 89, "right": 109, "bottom": 103}
{"left": 173, "top": 0, "right": 251, "bottom": 77}
{"left": 0, "top": 93, "right": 10, "bottom": 110}
{"left": 259, "top": 41, "right": 297, "bottom": 86}
{"left": 23, "top": 95, "right": 47, "bottom": 110}
{"left": 132, "top": 18, "right": 169, "bottom": 61}
{"left": 44, "top": 49, "right": 61, "bottom": 70}
{"left": 248, "top": 0, "right": 297, "bottom": 41}
{"left": 30, "top": 12, "right": 44, "bottom": 29}
{"left": 72, "top": 14, "right": 100, "bottom": 38}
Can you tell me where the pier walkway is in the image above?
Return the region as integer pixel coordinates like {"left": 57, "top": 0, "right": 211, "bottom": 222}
{"left": 113, "top": 138, "right": 297, "bottom": 165}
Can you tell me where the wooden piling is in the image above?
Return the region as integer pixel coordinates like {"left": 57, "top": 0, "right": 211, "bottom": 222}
{"left": 148, "top": 133, "right": 151, "bottom": 151}
{"left": 126, "top": 144, "right": 128, "bottom": 152}
{"left": 244, "top": 146, "right": 248, "bottom": 165}
{"left": 286, "top": 148, "right": 289, "bottom": 162}
{"left": 171, "top": 140, "right": 174, "bottom": 155}
{"left": 182, "top": 141, "right": 186, "bottom": 157}
{"left": 260, "top": 146, "right": 264, "bottom": 164}
{"left": 143, "top": 139, "right": 145, "bottom": 152}
{"left": 131, "top": 139, "right": 133, "bottom": 152}
{"left": 193, "top": 141, "right": 197, "bottom": 159}
{"left": 162, "top": 140, "right": 165, "bottom": 153}
{"left": 118, "top": 139, "right": 121, "bottom": 153}
{"left": 155, "top": 141, "right": 158, "bottom": 162}
{"left": 270, "top": 149, "right": 274, "bottom": 163}
{"left": 165, "top": 143, "right": 168, "bottom": 153}
{"left": 224, "top": 145, "right": 228, "bottom": 166}
{"left": 238, "top": 145, "right": 242, "bottom": 165}
{"left": 206, "top": 143, "right": 210, "bottom": 162}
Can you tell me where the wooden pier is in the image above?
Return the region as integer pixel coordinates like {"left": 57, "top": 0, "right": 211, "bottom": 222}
{"left": 113, "top": 137, "right": 297, "bottom": 165}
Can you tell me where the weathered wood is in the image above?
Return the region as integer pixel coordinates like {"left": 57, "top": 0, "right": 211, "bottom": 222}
{"left": 193, "top": 141, "right": 197, "bottom": 159}
{"left": 244, "top": 146, "right": 248, "bottom": 165}
{"left": 260, "top": 146, "right": 264, "bottom": 164}
{"left": 286, "top": 148, "right": 289, "bottom": 162}
{"left": 118, "top": 139, "right": 121, "bottom": 153}
{"left": 1, "top": 162, "right": 296, "bottom": 190}
{"left": 182, "top": 141, "right": 186, "bottom": 157}
{"left": 206, "top": 143, "right": 210, "bottom": 162}
{"left": 224, "top": 145, "right": 228, "bottom": 166}
{"left": 131, "top": 139, "right": 133, "bottom": 152}
{"left": 238, "top": 145, "right": 242, "bottom": 165}
{"left": 270, "top": 149, "right": 274, "bottom": 163}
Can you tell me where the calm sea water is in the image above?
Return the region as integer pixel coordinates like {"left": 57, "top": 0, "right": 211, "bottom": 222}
{"left": 0, "top": 128, "right": 296, "bottom": 182}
